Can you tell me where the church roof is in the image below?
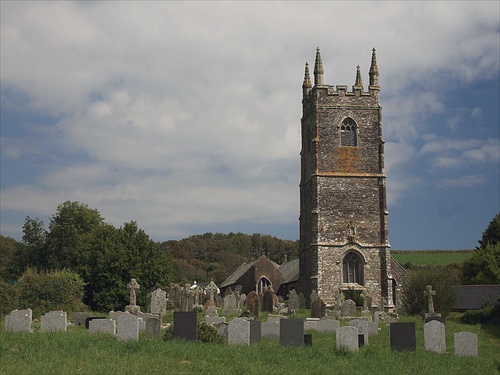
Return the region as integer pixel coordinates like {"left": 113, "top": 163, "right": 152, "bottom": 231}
{"left": 453, "top": 284, "right": 500, "bottom": 311}
{"left": 220, "top": 261, "right": 254, "bottom": 288}
{"left": 279, "top": 258, "right": 299, "bottom": 284}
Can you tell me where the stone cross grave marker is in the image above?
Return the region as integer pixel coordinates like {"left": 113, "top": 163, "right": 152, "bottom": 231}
{"left": 424, "top": 285, "right": 436, "bottom": 315}
{"left": 128, "top": 278, "right": 140, "bottom": 306}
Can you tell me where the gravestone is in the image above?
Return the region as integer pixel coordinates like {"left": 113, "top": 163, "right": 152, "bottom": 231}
{"left": 310, "top": 290, "right": 318, "bottom": 306}
{"left": 424, "top": 319, "right": 446, "bottom": 353}
{"left": 454, "top": 332, "right": 478, "bottom": 357}
{"left": 246, "top": 291, "right": 260, "bottom": 318}
{"left": 424, "top": 285, "right": 441, "bottom": 319}
{"left": 288, "top": 290, "right": 300, "bottom": 310}
{"left": 145, "top": 317, "right": 162, "bottom": 339}
{"left": 341, "top": 299, "right": 356, "bottom": 319}
{"left": 240, "top": 293, "right": 247, "bottom": 306}
{"left": 205, "top": 279, "right": 219, "bottom": 316}
{"left": 125, "top": 278, "right": 141, "bottom": 314}
{"left": 41, "top": 311, "right": 67, "bottom": 332}
{"left": 212, "top": 321, "right": 228, "bottom": 338}
{"left": 311, "top": 297, "right": 326, "bottom": 318}
{"left": 317, "top": 318, "right": 339, "bottom": 333}
{"left": 261, "top": 321, "right": 280, "bottom": 340}
{"left": 390, "top": 322, "right": 416, "bottom": 351}
{"left": 367, "top": 321, "right": 379, "bottom": 336}
{"left": 298, "top": 293, "right": 307, "bottom": 309}
{"left": 280, "top": 319, "right": 304, "bottom": 347}
{"left": 150, "top": 288, "right": 167, "bottom": 317}
{"left": 336, "top": 326, "right": 359, "bottom": 352}
{"left": 72, "top": 312, "right": 91, "bottom": 326}
{"left": 228, "top": 318, "right": 261, "bottom": 346}
{"left": 173, "top": 311, "right": 197, "bottom": 341}
{"left": 424, "top": 316, "right": 445, "bottom": 325}
{"left": 109, "top": 311, "right": 126, "bottom": 321}
{"left": 349, "top": 319, "right": 369, "bottom": 345}
{"left": 304, "top": 318, "right": 319, "bottom": 331}
{"left": 262, "top": 290, "right": 275, "bottom": 313}
{"left": 89, "top": 319, "right": 116, "bottom": 335}
{"left": 223, "top": 288, "right": 239, "bottom": 315}
{"left": 205, "top": 316, "right": 226, "bottom": 326}
{"left": 117, "top": 313, "right": 140, "bottom": 341}
{"left": 4, "top": 309, "right": 32, "bottom": 332}
{"left": 85, "top": 317, "right": 108, "bottom": 329}
{"left": 169, "top": 283, "right": 182, "bottom": 309}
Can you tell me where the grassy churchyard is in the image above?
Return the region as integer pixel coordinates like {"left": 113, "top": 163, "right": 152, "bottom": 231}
{"left": 1, "top": 313, "right": 499, "bottom": 375}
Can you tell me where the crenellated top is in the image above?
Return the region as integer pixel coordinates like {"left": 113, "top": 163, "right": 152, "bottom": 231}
{"left": 302, "top": 48, "right": 380, "bottom": 99}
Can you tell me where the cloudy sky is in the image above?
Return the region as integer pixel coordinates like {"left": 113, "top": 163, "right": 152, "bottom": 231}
{"left": 1, "top": 1, "right": 499, "bottom": 250}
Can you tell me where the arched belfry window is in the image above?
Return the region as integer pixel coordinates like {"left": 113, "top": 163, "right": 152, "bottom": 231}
{"left": 340, "top": 118, "right": 357, "bottom": 146}
{"left": 343, "top": 251, "right": 364, "bottom": 284}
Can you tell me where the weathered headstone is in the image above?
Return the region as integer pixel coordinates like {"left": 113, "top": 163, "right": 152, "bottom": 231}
{"left": 349, "top": 319, "right": 369, "bottom": 345}
{"left": 228, "top": 318, "right": 261, "bottom": 346}
{"left": 424, "top": 319, "right": 446, "bottom": 353}
{"left": 341, "top": 299, "right": 356, "bottom": 319}
{"left": 150, "top": 288, "right": 167, "bottom": 317}
{"left": 304, "top": 318, "right": 319, "bottom": 331}
{"left": 288, "top": 290, "right": 300, "bottom": 310}
{"left": 298, "top": 293, "right": 307, "bottom": 309}
{"left": 173, "top": 311, "right": 197, "bottom": 341}
{"left": 261, "top": 321, "right": 280, "bottom": 340}
{"left": 145, "top": 317, "right": 162, "bottom": 339}
{"left": 336, "top": 326, "right": 359, "bottom": 352}
{"left": 262, "top": 290, "right": 275, "bottom": 313}
{"left": 310, "top": 290, "right": 318, "bottom": 306}
{"left": 367, "top": 321, "right": 379, "bottom": 336}
{"left": 311, "top": 297, "right": 326, "bottom": 318}
{"left": 205, "top": 316, "right": 226, "bottom": 326}
{"left": 223, "top": 288, "right": 239, "bottom": 315}
{"left": 41, "top": 311, "right": 67, "bottom": 332}
{"left": 424, "top": 316, "right": 445, "bottom": 325}
{"left": 116, "top": 313, "right": 140, "bottom": 341}
{"left": 454, "top": 332, "right": 478, "bottom": 357}
{"left": 169, "top": 283, "right": 181, "bottom": 309}
{"left": 212, "top": 321, "right": 228, "bottom": 338}
{"left": 390, "top": 322, "right": 416, "bottom": 351}
{"left": 317, "top": 318, "right": 339, "bottom": 333}
{"left": 246, "top": 291, "right": 260, "bottom": 318}
{"left": 89, "top": 318, "right": 116, "bottom": 335}
{"left": 280, "top": 319, "right": 304, "bottom": 347}
{"left": 205, "top": 279, "right": 219, "bottom": 316}
{"left": 4, "top": 309, "right": 32, "bottom": 332}
{"left": 424, "top": 285, "right": 441, "bottom": 319}
{"left": 85, "top": 317, "right": 107, "bottom": 329}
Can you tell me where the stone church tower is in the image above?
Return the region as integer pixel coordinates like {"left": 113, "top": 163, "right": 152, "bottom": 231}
{"left": 299, "top": 48, "right": 398, "bottom": 309}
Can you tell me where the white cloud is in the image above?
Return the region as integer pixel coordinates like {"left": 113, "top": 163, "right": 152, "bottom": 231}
{"left": 1, "top": 1, "right": 499, "bottom": 241}
{"left": 438, "top": 174, "right": 489, "bottom": 188}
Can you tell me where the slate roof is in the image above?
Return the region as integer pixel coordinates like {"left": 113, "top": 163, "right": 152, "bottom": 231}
{"left": 220, "top": 256, "right": 299, "bottom": 288}
{"left": 278, "top": 258, "right": 299, "bottom": 284}
{"left": 453, "top": 284, "right": 500, "bottom": 310}
{"left": 220, "top": 261, "right": 255, "bottom": 288}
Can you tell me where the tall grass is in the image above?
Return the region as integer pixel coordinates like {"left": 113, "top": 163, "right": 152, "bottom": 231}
{"left": 1, "top": 315, "right": 498, "bottom": 375}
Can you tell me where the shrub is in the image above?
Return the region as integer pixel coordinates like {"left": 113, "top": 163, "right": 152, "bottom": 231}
{"left": 0, "top": 280, "right": 19, "bottom": 316}
{"left": 402, "top": 266, "right": 459, "bottom": 318}
{"left": 17, "top": 268, "right": 87, "bottom": 318}
{"left": 163, "top": 321, "right": 225, "bottom": 344}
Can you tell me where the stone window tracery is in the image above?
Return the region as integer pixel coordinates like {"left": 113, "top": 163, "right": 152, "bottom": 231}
{"left": 343, "top": 251, "right": 364, "bottom": 284}
{"left": 340, "top": 118, "right": 357, "bottom": 146}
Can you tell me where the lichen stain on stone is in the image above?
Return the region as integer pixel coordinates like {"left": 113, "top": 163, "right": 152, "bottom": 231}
{"left": 336, "top": 147, "right": 360, "bottom": 173}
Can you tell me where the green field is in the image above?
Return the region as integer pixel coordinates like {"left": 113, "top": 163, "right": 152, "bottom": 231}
{"left": 392, "top": 251, "right": 473, "bottom": 266}
{"left": 1, "top": 314, "right": 499, "bottom": 375}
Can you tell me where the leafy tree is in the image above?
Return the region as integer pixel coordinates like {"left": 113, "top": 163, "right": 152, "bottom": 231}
{"left": 462, "top": 213, "right": 500, "bottom": 285}
{"left": 0, "top": 235, "right": 18, "bottom": 282}
{"left": 402, "top": 266, "right": 459, "bottom": 317}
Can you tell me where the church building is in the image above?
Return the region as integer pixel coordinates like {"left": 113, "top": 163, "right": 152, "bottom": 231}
{"left": 298, "top": 48, "right": 407, "bottom": 310}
